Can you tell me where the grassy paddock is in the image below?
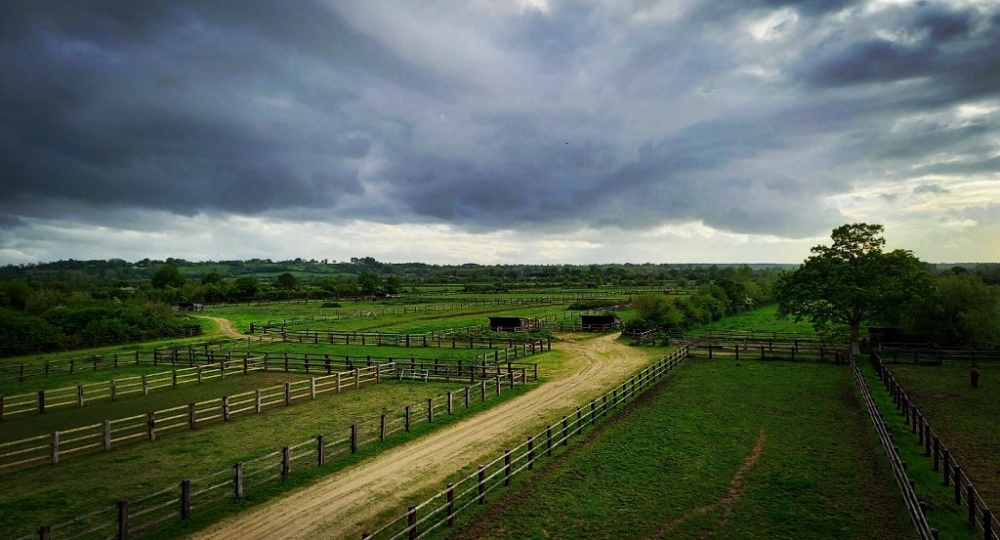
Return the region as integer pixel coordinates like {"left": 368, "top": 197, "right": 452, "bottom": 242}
{"left": 687, "top": 304, "right": 818, "bottom": 337}
{"left": 0, "top": 372, "right": 311, "bottom": 441}
{"left": 886, "top": 359, "right": 1000, "bottom": 512}
{"left": 0, "top": 377, "right": 528, "bottom": 536}
{"left": 446, "top": 358, "right": 911, "bottom": 540}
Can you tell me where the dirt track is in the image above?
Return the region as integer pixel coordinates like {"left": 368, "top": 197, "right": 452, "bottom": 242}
{"left": 190, "top": 334, "right": 649, "bottom": 540}
{"left": 197, "top": 316, "right": 245, "bottom": 339}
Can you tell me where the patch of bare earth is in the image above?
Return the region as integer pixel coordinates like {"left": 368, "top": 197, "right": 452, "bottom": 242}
{"left": 188, "top": 334, "right": 649, "bottom": 540}
{"left": 196, "top": 316, "right": 245, "bottom": 339}
{"left": 647, "top": 426, "right": 766, "bottom": 539}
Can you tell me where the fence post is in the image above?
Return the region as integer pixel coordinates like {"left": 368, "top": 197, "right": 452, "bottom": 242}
{"left": 310, "top": 378, "right": 316, "bottom": 399}
{"left": 77, "top": 385, "right": 84, "bottom": 408}
{"left": 234, "top": 462, "right": 244, "bottom": 499}
{"left": 104, "top": 420, "right": 111, "bottom": 451}
{"left": 38, "top": 526, "right": 51, "bottom": 540}
{"left": 180, "top": 479, "right": 192, "bottom": 519}
{"left": 408, "top": 506, "right": 417, "bottom": 540}
{"left": 51, "top": 431, "right": 59, "bottom": 464}
{"left": 405, "top": 406, "right": 411, "bottom": 432}
{"left": 576, "top": 407, "right": 583, "bottom": 435}
{"left": 481, "top": 380, "right": 486, "bottom": 402}
{"left": 337, "top": 372, "right": 342, "bottom": 393}
{"left": 933, "top": 436, "right": 940, "bottom": 471}
{"left": 428, "top": 398, "right": 434, "bottom": 423}
{"left": 503, "top": 449, "right": 512, "bottom": 486}
{"left": 116, "top": 500, "right": 128, "bottom": 540}
{"left": 380, "top": 414, "right": 387, "bottom": 442}
{"left": 255, "top": 389, "right": 262, "bottom": 413}
{"left": 528, "top": 436, "right": 535, "bottom": 470}
{"left": 38, "top": 390, "right": 45, "bottom": 415}
{"left": 351, "top": 425, "right": 358, "bottom": 454}
{"left": 465, "top": 386, "right": 470, "bottom": 408}
{"left": 591, "top": 400, "right": 596, "bottom": 425}
{"left": 478, "top": 465, "right": 486, "bottom": 504}
{"left": 147, "top": 412, "right": 156, "bottom": 441}
{"left": 282, "top": 446, "right": 290, "bottom": 480}
{"left": 943, "top": 450, "right": 951, "bottom": 486}
{"left": 189, "top": 403, "right": 197, "bottom": 430}
{"left": 447, "top": 483, "right": 455, "bottom": 527}
{"left": 142, "top": 374, "right": 148, "bottom": 395}
{"left": 562, "top": 416, "right": 569, "bottom": 445}
{"left": 983, "top": 509, "right": 992, "bottom": 540}
{"left": 954, "top": 466, "right": 962, "bottom": 504}
{"left": 285, "top": 382, "right": 292, "bottom": 406}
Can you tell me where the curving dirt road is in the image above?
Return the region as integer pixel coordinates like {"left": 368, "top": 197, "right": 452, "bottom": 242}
{"left": 190, "top": 334, "right": 650, "bottom": 540}
{"left": 196, "top": 316, "right": 246, "bottom": 339}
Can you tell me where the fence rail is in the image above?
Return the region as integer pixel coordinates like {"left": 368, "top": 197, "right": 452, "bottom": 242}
{"left": 363, "top": 345, "right": 691, "bottom": 540}
{"left": 849, "top": 353, "right": 937, "bottom": 539}
{"left": 0, "top": 364, "right": 392, "bottom": 474}
{"left": 8, "top": 369, "right": 535, "bottom": 540}
{"left": 869, "top": 352, "right": 998, "bottom": 540}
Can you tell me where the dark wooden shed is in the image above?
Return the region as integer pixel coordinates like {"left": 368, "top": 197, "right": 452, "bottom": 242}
{"left": 489, "top": 316, "right": 537, "bottom": 332}
{"left": 581, "top": 314, "right": 621, "bottom": 332}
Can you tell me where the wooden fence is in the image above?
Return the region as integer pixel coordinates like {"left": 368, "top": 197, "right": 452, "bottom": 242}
{"left": 869, "top": 352, "right": 998, "bottom": 540}
{"left": 849, "top": 353, "right": 937, "bottom": 539}
{"left": 247, "top": 329, "right": 553, "bottom": 351}
{"left": 6, "top": 370, "right": 533, "bottom": 540}
{"left": 363, "top": 345, "right": 691, "bottom": 539}
{"left": 874, "top": 346, "right": 1000, "bottom": 365}
{"left": 0, "top": 360, "right": 258, "bottom": 420}
{"left": 1, "top": 338, "right": 268, "bottom": 386}
{"left": 0, "top": 364, "right": 391, "bottom": 474}
{"left": 689, "top": 340, "right": 847, "bottom": 363}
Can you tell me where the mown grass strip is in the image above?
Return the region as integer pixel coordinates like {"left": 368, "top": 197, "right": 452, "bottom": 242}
{"left": 858, "top": 358, "right": 984, "bottom": 539}
{"left": 444, "top": 358, "right": 912, "bottom": 540}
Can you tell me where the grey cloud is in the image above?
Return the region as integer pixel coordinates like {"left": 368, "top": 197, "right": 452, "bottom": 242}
{"left": 913, "top": 183, "right": 950, "bottom": 195}
{"left": 0, "top": 0, "right": 996, "bottom": 247}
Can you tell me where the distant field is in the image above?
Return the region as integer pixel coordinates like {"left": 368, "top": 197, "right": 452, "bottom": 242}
{"left": 687, "top": 304, "right": 818, "bottom": 336}
{"left": 449, "top": 358, "right": 911, "bottom": 539}
{"left": 886, "top": 359, "right": 1000, "bottom": 512}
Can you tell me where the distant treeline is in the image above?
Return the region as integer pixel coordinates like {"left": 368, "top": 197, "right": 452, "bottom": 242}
{"left": 0, "top": 300, "right": 201, "bottom": 358}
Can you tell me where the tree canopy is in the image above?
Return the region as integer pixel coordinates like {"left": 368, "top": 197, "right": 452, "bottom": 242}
{"left": 774, "top": 223, "right": 933, "bottom": 352}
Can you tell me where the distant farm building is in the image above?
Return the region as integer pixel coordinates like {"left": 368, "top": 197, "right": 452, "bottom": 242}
{"left": 581, "top": 314, "right": 621, "bottom": 332}
{"left": 175, "top": 302, "right": 204, "bottom": 312}
{"left": 488, "top": 316, "right": 538, "bottom": 332}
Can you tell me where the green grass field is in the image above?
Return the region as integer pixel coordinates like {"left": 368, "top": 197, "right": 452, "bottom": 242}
{"left": 885, "top": 359, "right": 1000, "bottom": 513}
{"left": 0, "top": 377, "right": 530, "bottom": 536}
{"left": 447, "top": 358, "right": 911, "bottom": 540}
{"left": 687, "top": 304, "right": 818, "bottom": 337}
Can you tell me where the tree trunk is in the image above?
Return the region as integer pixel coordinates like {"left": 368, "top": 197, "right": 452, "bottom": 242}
{"left": 850, "top": 324, "right": 861, "bottom": 356}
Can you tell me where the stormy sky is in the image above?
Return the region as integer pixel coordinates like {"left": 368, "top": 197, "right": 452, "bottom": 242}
{"left": 1, "top": 0, "right": 997, "bottom": 265}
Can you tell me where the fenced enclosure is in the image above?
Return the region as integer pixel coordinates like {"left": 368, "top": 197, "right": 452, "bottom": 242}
{"left": 849, "top": 353, "right": 937, "bottom": 540}
{"left": 868, "top": 352, "right": 998, "bottom": 540}
{"left": 363, "top": 346, "right": 690, "bottom": 540}
{"left": 689, "top": 339, "right": 847, "bottom": 363}
{"left": 0, "top": 364, "right": 391, "bottom": 473}
{"left": 5, "top": 370, "right": 532, "bottom": 540}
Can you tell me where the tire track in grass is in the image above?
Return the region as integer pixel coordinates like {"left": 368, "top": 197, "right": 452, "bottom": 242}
{"left": 647, "top": 426, "right": 766, "bottom": 540}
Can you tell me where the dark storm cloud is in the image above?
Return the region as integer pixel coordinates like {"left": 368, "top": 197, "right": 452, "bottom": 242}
{"left": 0, "top": 0, "right": 997, "bottom": 247}
{"left": 796, "top": 3, "right": 1000, "bottom": 102}
{"left": 0, "top": 0, "right": 452, "bottom": 221}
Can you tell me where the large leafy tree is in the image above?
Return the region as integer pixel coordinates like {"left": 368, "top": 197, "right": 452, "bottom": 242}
{"left": 151, "top": 265, "right": 186, "bottom": 289}
{"left": 774, "top": 223, "right": 933, "bottom": 353}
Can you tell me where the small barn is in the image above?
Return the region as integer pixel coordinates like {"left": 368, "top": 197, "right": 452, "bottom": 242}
{"left": 175, "top": 302, "right": 204, "bottom": 312}
{"left": 489, "top": 316, "right": 537, "bottom": 332}
{"left": 581, "top": 314, "right": 621, "bottom": 332}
